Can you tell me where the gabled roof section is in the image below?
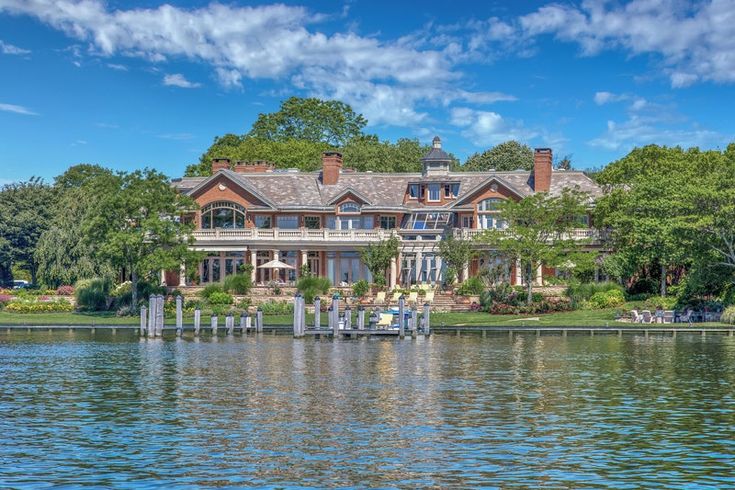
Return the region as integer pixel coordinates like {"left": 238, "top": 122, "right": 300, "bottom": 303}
{"left": 186, "top": 169, "right": 277, "bottom": 209}
{"left": 326, "top": 187, "right": 373, "bottom": 206}
{"left": 450, "top": 175, "right": 529, "bottom": 208}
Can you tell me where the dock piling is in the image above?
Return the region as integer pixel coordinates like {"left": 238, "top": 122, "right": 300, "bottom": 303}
{"left": 194, "top": 308, "right": 201, "bottom": 336}
{"left": 211, "top": 315, "right": 218, "bottom": 336}
{"left": 398, "top": 295, "right": 405, "bottom": 339}
{"left": 344, "top": 305, "right": 351, "bottom": 330}
{"left": 357, "top": 306, "right": 365, "bottom": 330}
{"left": 239, "top": 313, "right": 246, "bottom": 334}
{"left": 293, "top": 294, "right": 305, "bottom": 338}
{"left": 226, "top": 313, "right": 234, "bottom": 335}
{"left": 314, "top": 297, "right": 321, "bottom": 330}
{"left": 411, "top": 306, "right": 418, "bottom": 338}
{"left": 147, "top": 296, "right": 155, "bottom": 337}
{"left": 175, "top": 295, "right": 183, "bottom": 337}
{"left": 256, "top": 308, "right": 263, "bottom": 333}
{"left": 140, "top": 306, "right": 147, "bottom": 336}
{"left": 155, "top": 294, "right": 164, "bottom": 337}
{"left": 332, "top": 294, "right": 340, "bottom": 338}
{"left": 422, "top": 302, "right": 431, "bottom": 336}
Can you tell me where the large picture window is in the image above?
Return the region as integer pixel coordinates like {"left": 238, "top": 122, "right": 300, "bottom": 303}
{"left": 277, "top": 215, "right": 299, "bottom": 229}
{"left": 478, "top": 198, "right": 506, "bottom": 230}
{"left": 200, "top": 201, "right": 246, "bottom": 229}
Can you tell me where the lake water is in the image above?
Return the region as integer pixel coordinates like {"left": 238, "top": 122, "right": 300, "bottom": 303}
{"left": 1, "top": 331, "right": 734, "bottom": 488}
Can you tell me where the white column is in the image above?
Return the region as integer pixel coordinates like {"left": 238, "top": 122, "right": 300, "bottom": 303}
{"left": 435, "top": 255, "right": 443, "bottom": 285}
{"left": 301, "top": 250, "right": 308, "bottom": 275}
{"left": 389, "top": 256, "right": 397, "bottom": 288}
{"left": 179, "top": 263, "right": 186, "bottom": 287}
{"left": 160, "top": 269, "right": 167, "bottom": 287}
{"left": 250, "top": 249, "right": 257, "bottom": 283}
{"left": 536, "top": 264, "right": 543, "bottom": 286}
{"left": 515, "top": 258, "right": 522, "bottom": 285}
{"left": 272, "top": 249, "right": 279, "bottom": 282}
{"left": 415, "top": 251, "right": 423, "bottom": 285}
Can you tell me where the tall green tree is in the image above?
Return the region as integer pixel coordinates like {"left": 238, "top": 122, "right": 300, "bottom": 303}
{"left": 249, "top": 97, "right": 367, "bottom": 146}
{"left": 0, "top": 177, "right": 57, "bottom": 284}
{"left": 438, "top": 235, "right": 476, "bottom": 284}
{"left": 35, "top": 165, "right": 118, "bottom": 287}
{"left": 360, "top": 236, "right": 400, "bottom": 288}
{"left": 84, "top": 169, "right": 202, "bottom": 309}
{"left": 463, "top": 141, "right": 534, "bottom": 171}
{"left": 479, "top": 189, "right": 590, "bottom": 304}
{"left": 595, "top": 145, "right": 711, "bottom": 296}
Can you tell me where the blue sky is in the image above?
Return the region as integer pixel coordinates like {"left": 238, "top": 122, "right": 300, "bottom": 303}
{"left": 1, "top": 0, "right": 734, "bottom": 183}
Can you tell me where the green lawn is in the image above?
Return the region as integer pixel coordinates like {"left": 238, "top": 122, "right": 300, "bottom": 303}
{"left": 0, "top": 307, "right": 728, "bottom": 328}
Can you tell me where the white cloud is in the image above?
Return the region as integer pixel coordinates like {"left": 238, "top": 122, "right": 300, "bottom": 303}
{"left": 450, "top": 107, "right": 536, "bottom": 146}
{"left": 0, "top": 39, "right": 30, "bottom": 55}
{"left": 478, "top": 0, "right": 735, "bottom": 87}
{"left": 0, "top": 102, "right": 38, "bottom": 115}
{"left": 0, "top": 0, "right": 514, "bottom": 127}
{"left": 163, "top": 73, "right": 201, "bottom": 88}
{"left": 107, "top": 63, "right": 127, "bottom": 71}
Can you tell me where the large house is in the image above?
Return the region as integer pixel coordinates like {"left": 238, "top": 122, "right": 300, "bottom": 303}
{"left": 170, "top": 137, "right": 603, "bottom": 288}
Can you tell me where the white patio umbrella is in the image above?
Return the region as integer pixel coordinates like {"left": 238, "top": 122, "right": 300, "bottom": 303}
{"left": 257, "top": 259, "right": 295, "bottom": 270}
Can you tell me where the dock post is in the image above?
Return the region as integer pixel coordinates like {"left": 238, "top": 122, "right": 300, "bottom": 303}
{"left": 398, "top": 295, "right": 405, "bottom": 339}
{"left": 245, "top": 313, "right": 252, "bottom": 332}
{"left": 140, "top": 306, "right": 147, "bottom": 336}
{"left": 239, "top": 312, "right": 246, "bottom": 334}
{"left": 344, "top": 306, "right": 352, "bottom": 330}
{"left": 327, "top": 306, "right": 334, "bottom": 330}
{"left": 211, "top": 315, "right": 218, "bottom": 336}
{"left": 256, "top": 307, "right": 263, "bottom": 333}
{"left": 194, "top": 308, "right": 201, "bottom": 336}
{"left": 422, "top": 302, "right": 431, "bottom": 336}
{"left": 332, "top": 294, "right": 340, "bottom": 338}
{"left": 147, "top": 296, "right": 155, "bottom": 337}
{"left": 314, "top": 297, "right": 321, "bottom": 330}
{"left": 175, "top": 295, "right": 183, "bottom": 337}
{"left": 357, "top": 306, "right": 365, "bottom": 330}
{"left": 411, "top": 306, "right": 418, "bottom": 338}
{"left": 293, "top": 294, "right": 304, "bottom": 338}
{"left": 155, "top": 294, "right": 164, "bottom": 337}
{"left": 226, "top": 313, "right": 234, "bottom": 335}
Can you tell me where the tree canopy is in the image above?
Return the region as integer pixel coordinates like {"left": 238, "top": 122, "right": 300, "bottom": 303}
{"left": 462, "top": 141, "right": 534, "bottom": 171}
{"left": 360, "top": 236, "right": 400, "bottom": 287}
{"left": 249, "top": 97, "right": 367, "bottom": 146}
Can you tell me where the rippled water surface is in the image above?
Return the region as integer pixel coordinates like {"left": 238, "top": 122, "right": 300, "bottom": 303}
{"left": 1, "top": 331, "right": 735, "bottom": 488}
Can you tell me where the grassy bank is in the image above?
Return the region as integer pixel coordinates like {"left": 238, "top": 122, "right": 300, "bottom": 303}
{"left": 0, "top": 308, "right": 728, "bottom": 328}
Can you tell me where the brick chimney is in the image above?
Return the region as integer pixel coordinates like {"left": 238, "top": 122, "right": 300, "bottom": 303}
{"left": 321, "top": 151, "right": 343, "bottom": 185}
{"left": 211, "top": 158, "right": 230, "bottom": 173}
{"left": 533, "top": 148, "right": 552, "bottom": 192}
{"left": 234, "top": 160, "right": 275, "bottom": 173}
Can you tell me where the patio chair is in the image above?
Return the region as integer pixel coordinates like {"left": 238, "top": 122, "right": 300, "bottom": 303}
{"left": 663, "top": 310, "right": 674, "bottom": 324}
{"left": 375, "top": 291, "right": 386, "bottom": 305}
{"left": 679, "top": 309, "right": 693, "bottom": 325}
{"left": 630, "top": 310, "right": 642, "bottom": 323}
{"left": 641, "top": 310, "right": 653, "bottom": 324}
{"left": 392, "top": 291, "right": 402, "bottom": 303}
{"left": 408, "top": 291, "right": 418, "bottom": 305}
{"left": 424, "top": 291, "right": 435, "bottom": 304}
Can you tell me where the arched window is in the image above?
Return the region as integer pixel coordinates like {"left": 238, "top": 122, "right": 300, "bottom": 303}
{"left": 339, "top": 201, "right": 361, "bottom": 214}
{"left": 477, "top": 198, "right": 506, "bottom": 230}
{"left": 200, "top": 201, "right": 246, "bottom": 229}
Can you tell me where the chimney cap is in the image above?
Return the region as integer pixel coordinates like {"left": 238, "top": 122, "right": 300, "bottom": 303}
{"left": 534, "top": 147, "right": 552, "bottom": 153}
{"left": 322, "top": 151, "right": 343, "bottom": 158}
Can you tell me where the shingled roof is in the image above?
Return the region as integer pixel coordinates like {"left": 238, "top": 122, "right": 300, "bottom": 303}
{"left": 173, "top": 168, "right": 602, "bottom": 211}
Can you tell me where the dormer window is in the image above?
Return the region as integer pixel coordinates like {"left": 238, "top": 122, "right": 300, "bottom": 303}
{"left": 408, "top": 184, "right": 420, "bottom": 199}
{"left": 444, "top": 183, "right": 460, "bottom": 199}
{"left": 339, "top": 201, "right": 361, "bottom": 213}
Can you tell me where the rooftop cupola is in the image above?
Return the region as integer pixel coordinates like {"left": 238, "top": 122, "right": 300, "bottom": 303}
{"left": 421, "top": 136, "right": 451, "bottom": 176}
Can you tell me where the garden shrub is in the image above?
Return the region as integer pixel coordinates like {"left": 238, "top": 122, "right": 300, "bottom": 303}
{"left": 223, "top": 273, "right": 252, "bottom": 295}
{"left": 75, "top": 278, "right": 112, "bottom": 311}
{"left": 207, "top": 291, "right": 233, "bottom": 306}
{"left": 566, "top": 281, "right": 624, "bottom": 308}
{"left": 352, "top": 279, "right": 369, "bottom": 298}
{"left": 0, "top": 294, "right": 12, "bottom": 308}
{"left": 56, "top": 285, "right": 75, "bottom": 296}
{"left": 456, "top": 277, "right": 485, "bottom": 296}
{"left": 259, "top": 300, "right": 294, "bottom": 315}
{"left": 200, "top": 284, "right": 224, "bottom": 300}
{"left": 588, "top": 289, "right": 626, "bottom": 309}
{"left": 642, "top": 295, "right": 678, "bottom": 310}
{"left": 722, "top": 306, "right": 735, "bottom": 325}
{"left": 297, "top": 276, "right": 331, "bottom": 303}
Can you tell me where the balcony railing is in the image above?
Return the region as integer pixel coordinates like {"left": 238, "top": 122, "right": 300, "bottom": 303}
{"left": 192, "top": 228, "right": 398, "bottom": 242}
